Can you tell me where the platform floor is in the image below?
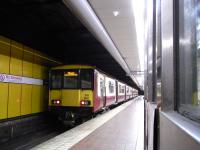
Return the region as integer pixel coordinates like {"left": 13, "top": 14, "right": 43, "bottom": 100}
{"left": 32, "top": 96, "right": 144, "bottom": 150}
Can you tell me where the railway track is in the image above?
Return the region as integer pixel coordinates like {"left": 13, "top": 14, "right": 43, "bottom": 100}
{"left": 0, "top": 101, "right": 127, "bottom": 150}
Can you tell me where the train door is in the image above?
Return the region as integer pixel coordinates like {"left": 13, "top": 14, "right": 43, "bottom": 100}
{"left": 125, "top": 85, "right": 127, "bottom": 100}
{"left": 100, "top": 77, "right": 106, "bottom": 107}
{"left": 116, "top": 81, "right": 118, "bottom": 103}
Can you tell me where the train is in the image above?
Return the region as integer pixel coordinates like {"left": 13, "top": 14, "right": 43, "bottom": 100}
{"left": 48, "top": 64, "right": 138, "bottom": 122}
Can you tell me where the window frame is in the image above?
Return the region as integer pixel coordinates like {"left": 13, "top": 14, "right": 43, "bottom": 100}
{"left": 49, "top": 70, "right": 63, "bottom": 90}
{"left": 80, "top": 69, "right": 94, "bottom": 90}
{"left": 63, "top": 69, "right": 80, "bottom": 89}
{"left": 176, "top": 0, "right": 200, "bottom": 123}
{"left": 108, "top": 81, "right": 114, "bottom": 94}
{"left": 50, "top": 69, "right": 94, "bottom": 90}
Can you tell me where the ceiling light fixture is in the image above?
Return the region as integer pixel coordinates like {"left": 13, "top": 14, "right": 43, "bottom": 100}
{"left": 113, "top": 11, "right": 119, "bottom": 17}
{"left": 132, "top": 0, "right": 145, "bottom": 88}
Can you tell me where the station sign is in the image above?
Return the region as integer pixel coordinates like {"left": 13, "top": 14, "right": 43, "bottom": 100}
{"left": 0, "top": 73, "right": 43, "bottom": 85}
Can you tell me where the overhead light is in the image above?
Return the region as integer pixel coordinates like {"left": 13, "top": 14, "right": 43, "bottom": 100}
{"left": 113, "top": 11, "right": 119, "bottom": 17}
{"left": 131, "top": 0, "right": 145, "bottom": 71}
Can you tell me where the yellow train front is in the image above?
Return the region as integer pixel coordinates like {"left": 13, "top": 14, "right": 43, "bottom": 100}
{"left": 49, "top": 65, "right": 94, "bottom": 122}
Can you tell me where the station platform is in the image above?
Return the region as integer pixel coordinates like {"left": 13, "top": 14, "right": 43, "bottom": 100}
{"left": 32, "top": 96, "right": 144, "bottom": 150}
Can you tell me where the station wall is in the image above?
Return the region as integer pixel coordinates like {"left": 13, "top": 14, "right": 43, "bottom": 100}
{"left": 0, "top": 36, "right": 56, "bottom": 120}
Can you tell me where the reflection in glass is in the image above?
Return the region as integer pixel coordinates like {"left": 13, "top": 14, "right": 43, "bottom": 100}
{"left": 178, "top": 0, "right": 200, "bottom": 122}
{"left": 81, "top": 70, "right": 93, "bottom": 89}
{"left": 109, "top": 81, "right": 114, "bottom": 93}
{"left": 63, "top": 70, "right": 79, "bottom": 89}
{"left": 51, "top": 71, "right": 62, "bottom": 89}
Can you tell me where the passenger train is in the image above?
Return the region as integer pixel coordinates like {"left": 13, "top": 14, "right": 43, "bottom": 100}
{"left": 49, "top": 65, "right": 137, "bottom": 122}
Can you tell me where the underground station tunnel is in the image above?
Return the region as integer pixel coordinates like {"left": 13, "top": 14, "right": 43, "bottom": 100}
{"left": 0, "top": 0, "right": 144, "bottom": 149}
{"left": 1, "top": 0, "right": 200, "bottom": 150}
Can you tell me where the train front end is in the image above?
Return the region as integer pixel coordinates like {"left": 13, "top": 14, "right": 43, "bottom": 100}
{"left": 49, "top": 65, "right": 94, "bottom": 122}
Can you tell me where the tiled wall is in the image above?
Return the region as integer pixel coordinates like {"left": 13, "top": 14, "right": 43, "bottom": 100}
{"left": 0, "top": 36, "right": 56, "bottom": 120}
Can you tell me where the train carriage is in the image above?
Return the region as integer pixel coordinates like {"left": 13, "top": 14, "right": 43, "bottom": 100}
{"left": 49, "top": 64, "right": 136, "bottom": 122}
{"left": 125, "top": 85, "right": 132, "bottom": 100}
{"left": 49, "top": 65, "right": 95, "bottom": 121}
{"left": 105, "top": 76, "right": 117, "bottom": 106}
{"left": 117, "top": 81, "right": 126, "bottom": 103}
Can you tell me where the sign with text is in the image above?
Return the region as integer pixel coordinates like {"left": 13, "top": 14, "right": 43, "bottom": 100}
{"left": 0, "top": 73, "right": 43, "bottom": 85}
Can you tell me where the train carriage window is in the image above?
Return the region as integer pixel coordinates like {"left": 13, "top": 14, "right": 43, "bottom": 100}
{"left": 122, "top": 86, "right": 125, "bottom": 93}
{"left": 119, "top": 85, "right": 121, "bottom": 93}
{"left": 127, "top": 87, "right": 129, "bottom": 93}
{"left": 108, "top": 81, "right": 114, "bottom": 93}
{"left": 80, "top": 69, "right": 93, "bottom": 89}
{"left": 50, "top": 71, "right": 62, "bottom": 89}
{"left": 100, "top": 78, "right": 104, "bottom": 96}
{"left": 178, "top": 0, "right": 200, "bottom": 122}
{"left": 63, "top": 70, "right": 79, "bottom": 89}
{"left": 119, "top": 85, "right": 125, "bottom": 93}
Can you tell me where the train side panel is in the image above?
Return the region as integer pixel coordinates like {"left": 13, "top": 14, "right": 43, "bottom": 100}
{"left": 105, "top": 76, "right": 116, "bottom": 106}
{"left": 128, "top": 86, "right": 133, "bottom": 99}
{"left": 93, "top": 70, "right": 105, "bottom": 113}
{"left": 125, "top": 86, "right": 131, "bottom": 100}
{"left": 130, "top": 88, "right": 133, "bottom": 98}
{"left": 133, "top": 89, "right": 138, "bottom": 97}
{"left": 117, "top": 81, "right": 126, "bottom": 103}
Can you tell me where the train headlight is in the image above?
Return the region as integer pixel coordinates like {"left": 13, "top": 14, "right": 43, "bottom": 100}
{"left": 81, "top": 101, "right": 85, "bottom": 105}
{"left": 52, "top": 99, "right": 61, "bottom": 105}
{"left": 80, "top": 100, "right": 91, "bottom": 106}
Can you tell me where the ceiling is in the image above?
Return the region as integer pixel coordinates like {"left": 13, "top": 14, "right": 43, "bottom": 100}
{"left": 88, "top": 0, "right": 140, "bottom": 73}
{"left": 0, "top": 0, "right": 141, "bottom": 90}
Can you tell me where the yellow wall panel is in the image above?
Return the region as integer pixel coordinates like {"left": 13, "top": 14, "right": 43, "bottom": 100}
{"left": 0, "top": 83, "right": 8, "bottom": 119}
{"left": 23, "top": 47, "right": 34, "bottom": 77}
{"left": 40, "top": 86, "right": 45, "bottom": 111}
{"left": 32, "top": 85, "right": 41, "bottom": 113}
{"left": 10, "top": 41, "right": 23, "bottom": 75}
{"left": 0, "top": 36, "right": 10, "bottom": 43}
{"left": 43, "top": 86, "right": 49, "bottom": 110}
{"left": 8, "top": 83, "right": 21, "bottom": 118}
{"left": 21, "top": 84, "right": 32, "bottom": 115}
{"left": 0, "top": 36, "right": 10, "bottom": 74}
{"left": 23, "top": 60, "right": 33, "bottom": 77}
{"left": 24, "top": 45, "right": 35, "bottom": 54}
{"left": 0, "top": 36, "right": 54, "bottom": 119}
{"left": 33, "top": 64, "right": 42, "bottom": 79}
{"left": 41, "top": 66, "right": 48, "bottom": 79}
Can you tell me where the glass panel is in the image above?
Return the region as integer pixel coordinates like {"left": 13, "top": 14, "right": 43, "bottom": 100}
{"left": 156, "top": 0, "right": 162, "bottom": 104}
{"left": 50, "top": 71, "right": 62, "bottom": 89}
{"left": 100, "top": 78, "right": 104, "bottom": 96}
{"left": 119, "top": 85, "right": 125, "bottom": 93}
{"left": 109, "top": 81, "right": 114, "bottom": 93}
{"left": 63, "top": 70, "right": 79, "bottom": 89}
{"left": 127, "top": 87, "right": 129, "bottom": 93}
{"left": 178, "top": 0, "right": 200, "bottom": 122}
{"left": 119, "top": 85, "right": 121, "bottom": 93}
{"left": 80, "top": 69, "right": 93, "bottom": 89}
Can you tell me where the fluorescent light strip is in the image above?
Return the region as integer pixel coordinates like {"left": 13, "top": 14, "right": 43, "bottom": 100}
{"left": 132, "top": 0, "right": 145, "bottom": 71}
